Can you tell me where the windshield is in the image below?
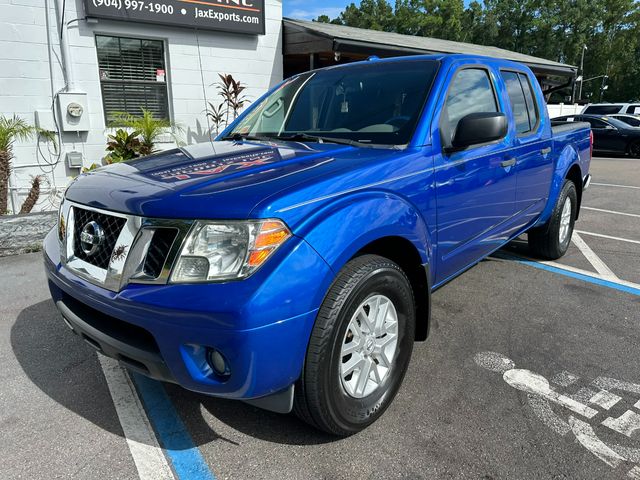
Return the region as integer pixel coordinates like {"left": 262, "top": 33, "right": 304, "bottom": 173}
{"left": 228, "top": 60, "right": 439, "bottom": 147}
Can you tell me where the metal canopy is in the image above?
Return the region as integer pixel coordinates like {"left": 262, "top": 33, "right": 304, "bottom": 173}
{"left": 283, "top": 18, "right": 577, "bottom": 78}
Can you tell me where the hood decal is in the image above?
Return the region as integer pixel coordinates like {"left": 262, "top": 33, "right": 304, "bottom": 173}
{"left": 147, "top": 148, "right": 282, "bottom": 183}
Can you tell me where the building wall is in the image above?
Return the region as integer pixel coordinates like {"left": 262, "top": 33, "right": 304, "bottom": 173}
{"left": 0, "top": 0, "right": 283, "bottom": 213}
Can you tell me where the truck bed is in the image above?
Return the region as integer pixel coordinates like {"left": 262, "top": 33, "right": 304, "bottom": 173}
{"left": 551, "top": 120, "right": 591, "bottom": 134}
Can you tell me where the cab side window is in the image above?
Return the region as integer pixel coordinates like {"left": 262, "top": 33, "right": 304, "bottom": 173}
{"left": 501, "top": 71, "right": 539, "bottom": 134}
{"left": 626, "top": 104, "right": 640, "bottom": 114}
{"left": 441, "top": 68, "right": 498, "bottom": 146}
{"left": 585, "top": 118, "right": 609, "bottom": 130}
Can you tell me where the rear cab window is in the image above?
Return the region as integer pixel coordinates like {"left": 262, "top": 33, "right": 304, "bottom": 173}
{"left": 501, "top": 70, "right": 539, "bottom": 135}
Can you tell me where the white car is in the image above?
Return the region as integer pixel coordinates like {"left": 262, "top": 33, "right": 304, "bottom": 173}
{"left": 581, "top": 103, "right": 640, "bottom": 115}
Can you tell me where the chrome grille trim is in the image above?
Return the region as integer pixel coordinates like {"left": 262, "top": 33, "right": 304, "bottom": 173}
{"left": 59, "top": 199, "right": 193, "bottom": 292}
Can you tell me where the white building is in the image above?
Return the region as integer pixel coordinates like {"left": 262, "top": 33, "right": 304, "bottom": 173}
{"left": 1, "top": 0, "right": 283, "bottom": 214}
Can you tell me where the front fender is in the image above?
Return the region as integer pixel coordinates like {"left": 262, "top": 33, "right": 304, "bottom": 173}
{"left": 295, "top": 191, "right": 433, "bottom": 275}
{"left": 535, "top": 144, "right": 582, "bottom": 227}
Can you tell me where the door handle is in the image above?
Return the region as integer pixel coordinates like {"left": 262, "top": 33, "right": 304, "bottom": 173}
{"left": 541, "top": 147, "right": 551, "bottom": 155}
{"left": 501, "top": 158, "right": 516, "bottom": 168}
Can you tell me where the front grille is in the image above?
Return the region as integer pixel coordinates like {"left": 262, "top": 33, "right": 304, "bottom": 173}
{"left": 143, "top": 228, "right": 178, "bottom": 278}
{"left": 73, "top": 207, "right": 126, "bottom": 269}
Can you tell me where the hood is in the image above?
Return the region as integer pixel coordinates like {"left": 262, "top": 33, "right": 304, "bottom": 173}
{"left": 64, "top": 140, "right": 356, "bottom": 219}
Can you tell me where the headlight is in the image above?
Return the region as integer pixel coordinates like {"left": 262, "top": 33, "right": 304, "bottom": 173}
{"left": 170, "top": 219, "right": 291, "bottom": 283}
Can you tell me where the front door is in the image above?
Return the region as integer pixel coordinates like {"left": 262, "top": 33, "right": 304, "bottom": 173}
{"left": 432, "top": 66, "right": 517, "bottom": 284}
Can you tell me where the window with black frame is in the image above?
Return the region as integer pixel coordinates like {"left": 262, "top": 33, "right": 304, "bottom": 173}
{"left": 96, "top": 35, "right": 170, "bottom": 125}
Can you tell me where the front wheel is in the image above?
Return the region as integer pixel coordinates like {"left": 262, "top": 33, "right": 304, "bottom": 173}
{"left": 293, "top": 254, "right": 415, "bottom": 436}
{"left": 528, "top": 179, "right": 577, "bottom": 260}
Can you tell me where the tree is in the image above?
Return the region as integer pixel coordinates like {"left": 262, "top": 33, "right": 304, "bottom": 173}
{"left": 314, "top": 0, "right": 640, "bottom": 102}
{"left": 0, "top": 115, "right": 55, "bottom": 215}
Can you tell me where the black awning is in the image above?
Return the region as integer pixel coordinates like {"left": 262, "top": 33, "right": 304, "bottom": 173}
{"left": 283, "top": 18, "right": 577, "bottom": 78}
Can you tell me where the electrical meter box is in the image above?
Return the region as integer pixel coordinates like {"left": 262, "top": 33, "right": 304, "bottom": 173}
{"left": 57, "top": 92, "right": 90, "bottom": 132}
{"left": 66, "top": 151, "right": 84, "bottom": 169}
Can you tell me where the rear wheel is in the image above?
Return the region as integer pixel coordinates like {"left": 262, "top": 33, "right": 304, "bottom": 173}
{"left": 628, "top": 141, "right": 640, "bottom": 158}
{"left": 293, "top": 254, "right": 415, "bottom": 436}
{"left": 528, "top": 180, "right": 577, "bottom": 260}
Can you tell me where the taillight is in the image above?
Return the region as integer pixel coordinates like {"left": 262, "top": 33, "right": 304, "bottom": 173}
{"left": 589, "top": 130, "right": 594, "bottom": 157}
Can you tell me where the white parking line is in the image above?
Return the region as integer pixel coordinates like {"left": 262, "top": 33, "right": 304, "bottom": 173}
{"left": 571, "top": 232, "right": 618, "bottom": 280}
{"left": 575, "top": 230, "right": 640, "bottom": 245}
{"left": 99, "top": 355, "right": 175, "bottom": 480}
{"left": 592, "top": 182, "right": 640, "bottom": 190}
{"left": 582, "top": 207, "right": 640, "bottom": 219}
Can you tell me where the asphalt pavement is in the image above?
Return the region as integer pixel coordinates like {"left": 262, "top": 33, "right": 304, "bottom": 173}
{"left": 1, "top": 156, "right": 639, "bottom": 479}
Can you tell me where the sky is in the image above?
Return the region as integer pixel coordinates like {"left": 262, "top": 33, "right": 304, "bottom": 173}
{"left": 283, "top": 0, "right": 353, "bottom": 21}
{"left": 282, "top": 0, "right": 472, "bottom": 21}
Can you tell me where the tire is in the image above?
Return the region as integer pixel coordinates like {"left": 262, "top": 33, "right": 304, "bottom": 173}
{"left": 628, "top": 141, "right": 640, "bottom": 158}
{"left": 528, "top": 180, "right": 577, "bottom": 260}
{"left": 293, "top": 254, "right": 415, "bottom": 436}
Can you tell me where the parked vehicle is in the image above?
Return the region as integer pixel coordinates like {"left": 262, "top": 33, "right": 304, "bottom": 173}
{"left": 581, "top": 102, "right": 640, "bottom": 115}
{"left": 609, "top": 114, "right": 640, "bottom": 127}
{"left": 553, "top": 114, "right": 640, "bottom": 157}
{"left": 44, "top": 54, "right": 592, "bottom": 435}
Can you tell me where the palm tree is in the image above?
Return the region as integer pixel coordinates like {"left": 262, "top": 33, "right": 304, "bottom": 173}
{"left": 0, "top": 115, "right": 36, "bottom": 214}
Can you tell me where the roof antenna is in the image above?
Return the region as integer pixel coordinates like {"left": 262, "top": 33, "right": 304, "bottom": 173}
{"left": 367, "top": 55, "right": 380, "bottom": 61}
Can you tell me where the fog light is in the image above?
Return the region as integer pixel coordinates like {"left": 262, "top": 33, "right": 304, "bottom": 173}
{"left": 206, "top": 348, "right": 230, "bottom": 378}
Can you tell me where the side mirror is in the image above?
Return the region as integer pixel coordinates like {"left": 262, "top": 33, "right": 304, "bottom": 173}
{"left": 448, "top": 112, "right": 507, "bottom": 151}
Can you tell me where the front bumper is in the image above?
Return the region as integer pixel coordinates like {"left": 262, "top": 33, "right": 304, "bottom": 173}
{"left": 43, "top": 227, "right": 334, "bottom": 403}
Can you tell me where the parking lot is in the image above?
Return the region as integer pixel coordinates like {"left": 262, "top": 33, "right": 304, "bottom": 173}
{"left": 1, "top": 156, "right": 639, "bottom": 480}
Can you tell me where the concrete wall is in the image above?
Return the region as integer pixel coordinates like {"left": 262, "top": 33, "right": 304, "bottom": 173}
{"left": 0, "top": 211, "right": 56, "bottom": 256}
{"left": 0, "top": 0, "right": 283, "bottom": 214}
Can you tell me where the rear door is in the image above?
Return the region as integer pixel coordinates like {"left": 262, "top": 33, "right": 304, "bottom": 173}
{"left": 432, "top": 66, "right": 517, "bottom": 284}
{"left": 500, "top": 70, "right": 553, "bottom": 223}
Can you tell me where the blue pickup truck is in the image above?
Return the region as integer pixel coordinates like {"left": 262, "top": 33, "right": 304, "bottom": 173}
{"left": 44, "top": 54, "right": 592, "bottom": 435}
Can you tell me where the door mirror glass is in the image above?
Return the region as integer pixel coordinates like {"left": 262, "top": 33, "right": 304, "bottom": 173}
{"left": 449, "top": 112, "right": 507, "bottom": 150}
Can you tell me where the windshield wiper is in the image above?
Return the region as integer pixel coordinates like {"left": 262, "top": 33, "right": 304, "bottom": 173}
{"left": 276, "top": 133, "right": 365, "bottom": 147}
{"left": 221, "top": 133, "right": 275, "bottom": 142}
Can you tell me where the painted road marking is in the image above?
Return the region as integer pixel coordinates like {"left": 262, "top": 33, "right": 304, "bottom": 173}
{"left": 592, "top": 182, "right": 640, "bottom": 190}
{"left": 603, "top": 411, "right": 640, "bottom": 438}
{"left": 132, "top": 373, "right": 216, "bottom": 480}
{"left": 99, "top": 355, "right": 175, "bottom": 480}
{"left": 495, "top": 252, "right": 640, "bottom": 296}
{"left": 503, "top": 368, "right": 598, "bottom": 418}
{"left": 475, "top": 352, "right": 640, "bottom": 477}
{"left": 576, "top": 230, "right": 640, "bottom": 245}
{"left": 582, "top": 206, "right": 640, "bottom": 219}
{"left": 571, "top": 232, "right": 618, "bottom": 280}
{"left": 590, "top": 390, "right": 622, "bottom": 410}
{"left": 569, "top": 416, "right": 626, "bottom": 468}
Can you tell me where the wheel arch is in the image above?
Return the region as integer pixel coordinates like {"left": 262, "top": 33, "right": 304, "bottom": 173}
{"left": 565, "top": 163, "right": 583, "bottom": 220}
{"left": 536, "top": 144, "right": 582, "bottom": 227}
{"left": 355, "top": 236, "right": 431, "bottom": 341}
{"left": 297, "top": 191, "right": 433, "bottom": 341}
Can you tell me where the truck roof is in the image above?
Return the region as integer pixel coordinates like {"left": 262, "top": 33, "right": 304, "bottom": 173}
{"left": 315, "top": 53, "right": 535, "bottom": 75}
